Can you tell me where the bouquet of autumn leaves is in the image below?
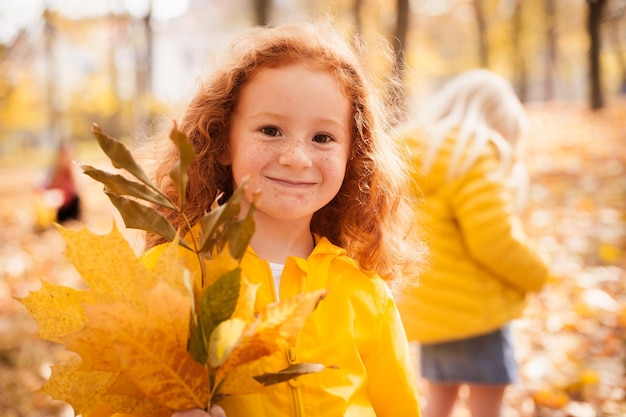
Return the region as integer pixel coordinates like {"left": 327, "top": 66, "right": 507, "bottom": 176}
{"left": 19, "top": 124, "right": 328, "bottom": 417}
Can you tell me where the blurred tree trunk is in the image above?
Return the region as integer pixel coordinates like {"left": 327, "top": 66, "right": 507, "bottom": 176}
{"left": 544, "top": 0, "right": 557, "bottom": 100}
{"left": 353, "top": 0, "right": 363, "bottom": 34}
{"left": 134, "top": 4, "right": 152, "bottom": 136}
{"left": 44, "top": 9, "right": 60, "bottom": 146}
{"left": 512, "top": 0, "right": 528, "bottom": 101}
{"left": 472, "top": 0, "right": 489, "bottom": 67}
{"left": 389, "top": 0, "right": 410, "bottom": 119}
{"left": 587, "top": 0, "right": 607, "bottom": 110}
{"left": 394, "top": 0, "right": 409, "bottom": 72}
{"left": 142, "top": 9, "right": 153, "bottom": 95}
{"left": 107, "top": 17, "right": 122, "bottom": 138}
{"left": 254, "top": 0, "right": 271, "bottom": 26}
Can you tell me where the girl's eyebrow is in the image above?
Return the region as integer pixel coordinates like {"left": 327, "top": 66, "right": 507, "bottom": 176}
{"left": 245, "top": 110, "right": 285, "bottom": 120}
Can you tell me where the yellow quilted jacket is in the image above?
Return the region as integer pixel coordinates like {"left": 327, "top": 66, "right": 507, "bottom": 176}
{"left": 144, "top": 236, "right": 421, "bottom": 417}
{"left": 395, "top": 130, "right": 549, "bottom": 344}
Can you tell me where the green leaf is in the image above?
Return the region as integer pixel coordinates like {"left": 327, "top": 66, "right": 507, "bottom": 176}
{"left": 81, "top": 164, "right": 176, "bottom": 210}
{"left": 197, "top": 178, "right": 250, "bottom": 254}
{"left": 168, "top": 123, "right": 196, "bottom": 211}
{"left": 197, "top": 202, "right": 240, "bottom": 254}
{"left": 200, "top": 267, "right": 241, "bottom": 333}
{"left": 188, "top": 316, "right": 208, "bottom": 365}
{"left": 91, "top": 124, "right": 156, "bottom": 189}
{"left": 227, "top": 205, "right": 256, "bottom": 261}
{"left": 105, "top": 192, "right": 191, "bottom": 250}
{"left": 253, "top": 363, "right": 329, "bottom": 386}
{"left": 188, "top": 268, "right": 241, "bottom": 365}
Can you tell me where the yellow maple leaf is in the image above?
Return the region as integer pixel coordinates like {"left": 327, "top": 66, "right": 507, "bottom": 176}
{"left": 57, "top": 224, "right": 161, "bottom": 310}
{"left": 22, "top": 124, "right": 332, "bottom": 415}
{"left": 41, "top": 355, "right": 170, "bottom": 417}
{"left": 64, "top": 281, "right": 210, "bottom": 410}
{"left": 150, "top": 235, "right": 195, "bottom": 296}
{"left": 21, "top": 223, "right": 330, "bottom": 415}
{"left": 203, "top": 247, "right": 240, "bottom": 288}
{"left": 19, "top": 226, "right": 205, "bottom": 416}
{"left": 19, "top": 280, "right": 94, "bottom": 343}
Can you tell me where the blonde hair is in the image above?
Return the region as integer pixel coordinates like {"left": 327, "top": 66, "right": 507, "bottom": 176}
{"left": 419, "top": 69, "right": 528, "bottom": 181}
{"left": 145, "top": 20, "right": 427, "bottom": 283}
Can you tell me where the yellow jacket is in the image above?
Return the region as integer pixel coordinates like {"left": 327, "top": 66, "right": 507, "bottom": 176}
{"left": 147, "top": 236, "right": 421, "bottom": 417}
{"left": 395, "top": 131, "right": 549, "bottom": 344}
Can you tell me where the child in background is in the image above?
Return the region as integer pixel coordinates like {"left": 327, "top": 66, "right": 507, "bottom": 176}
{"left": 395, "top": 69, "right": 550, "bottom": 417}
{"left": 33, "top": 142, "right": 81, "bottom": 229}
{"left": 141, "top": 20, "right": 428, "bottom": 417}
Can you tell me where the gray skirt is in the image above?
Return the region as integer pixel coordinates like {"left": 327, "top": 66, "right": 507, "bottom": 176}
{"left": 419, "top": 326, "right": 518, "bottom": 385}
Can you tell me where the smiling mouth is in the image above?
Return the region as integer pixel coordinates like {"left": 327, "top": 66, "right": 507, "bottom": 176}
{"left": 266, "top": 176, "right": 315, "bottom": 187}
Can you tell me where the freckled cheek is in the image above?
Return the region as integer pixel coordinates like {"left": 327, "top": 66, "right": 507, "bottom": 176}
{"left": 318, "top": 155, "right": 349, "bottom": 184}
{"left": 233, "top": 145, "right": 271, "bottom": 178}
{"left": 232, "top": 147, "right": 267, "bottom": 203}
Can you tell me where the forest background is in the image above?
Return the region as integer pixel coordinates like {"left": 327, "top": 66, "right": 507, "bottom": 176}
{"left": 0, "top": 1, "right": 625, "bottom": 417}
{"left": 0, "top": 0, "right": 624, "bottom": 150}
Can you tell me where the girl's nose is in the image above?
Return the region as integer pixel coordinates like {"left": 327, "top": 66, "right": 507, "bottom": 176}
{"left": 277, "top": 138, "right": 313, "bottom": 168}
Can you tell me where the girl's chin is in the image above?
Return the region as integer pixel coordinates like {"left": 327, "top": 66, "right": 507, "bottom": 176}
{"left": 254, "top": 205, "right": 316, "bottom": 223}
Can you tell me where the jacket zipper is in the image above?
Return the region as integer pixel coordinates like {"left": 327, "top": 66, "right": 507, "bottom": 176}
{"left": 288, "top": 263, "right": 305, "bottom": 417}
{"left": 267, "top": 258, "right": 306, "bottom": 416}
{"left": 288, "top": 343, "right": 305, "bottom": 417}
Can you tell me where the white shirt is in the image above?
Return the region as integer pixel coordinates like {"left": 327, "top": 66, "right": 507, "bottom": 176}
{"left": 268, "top": 262, "right": 284, "bottom": 300}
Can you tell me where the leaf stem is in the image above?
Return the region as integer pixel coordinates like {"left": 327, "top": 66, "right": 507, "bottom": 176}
{"left": 180, "top": 213, "right": 207, "bottom": 288}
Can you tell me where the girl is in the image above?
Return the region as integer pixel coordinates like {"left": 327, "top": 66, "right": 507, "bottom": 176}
{"left": 395, "top": 69, "right": 550, "bottom": 417}
{"left": 143, "top": 20, "right": 427, "bottom": 417}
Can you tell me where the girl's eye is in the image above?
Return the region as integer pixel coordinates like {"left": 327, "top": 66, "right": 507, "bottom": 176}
{"left": 260, "top": 126, "right": 281, "bottom": 137}
{"left": 312, "top": 133, "right": 333, "bottom": 144}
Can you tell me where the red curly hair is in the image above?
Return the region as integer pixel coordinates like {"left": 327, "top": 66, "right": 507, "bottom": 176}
{"left": 145, "top": 20, "right": 427, "bottom": 284}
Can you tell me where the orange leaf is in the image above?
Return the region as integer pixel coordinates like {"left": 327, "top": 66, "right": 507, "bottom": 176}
{"left": 65, "top": 280, "right": 210, "bottom": 410}
{"left": 41, "top": 355, "right": 170, "bottom": 417}
{"left": 215, "top": 289, "right": 327, "bottom": 384}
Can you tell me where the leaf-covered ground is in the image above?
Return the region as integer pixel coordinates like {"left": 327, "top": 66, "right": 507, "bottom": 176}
{"left": 0, "top": 98, "right": 624, "bottom": 417}
{"left": 505, "top": 99, "right": 626, "bottom": 417}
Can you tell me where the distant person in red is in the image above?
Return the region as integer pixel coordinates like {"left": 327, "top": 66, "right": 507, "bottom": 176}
{"left": 37, "top": 142, "right": 81, "bottom": 225}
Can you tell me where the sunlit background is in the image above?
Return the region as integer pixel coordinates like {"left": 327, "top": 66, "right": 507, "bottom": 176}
{"left": 0, "top": 2, "right": 625, "bottom": 417}
{"left": 1, "top": 0, "right": 624, "bottom": 153}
